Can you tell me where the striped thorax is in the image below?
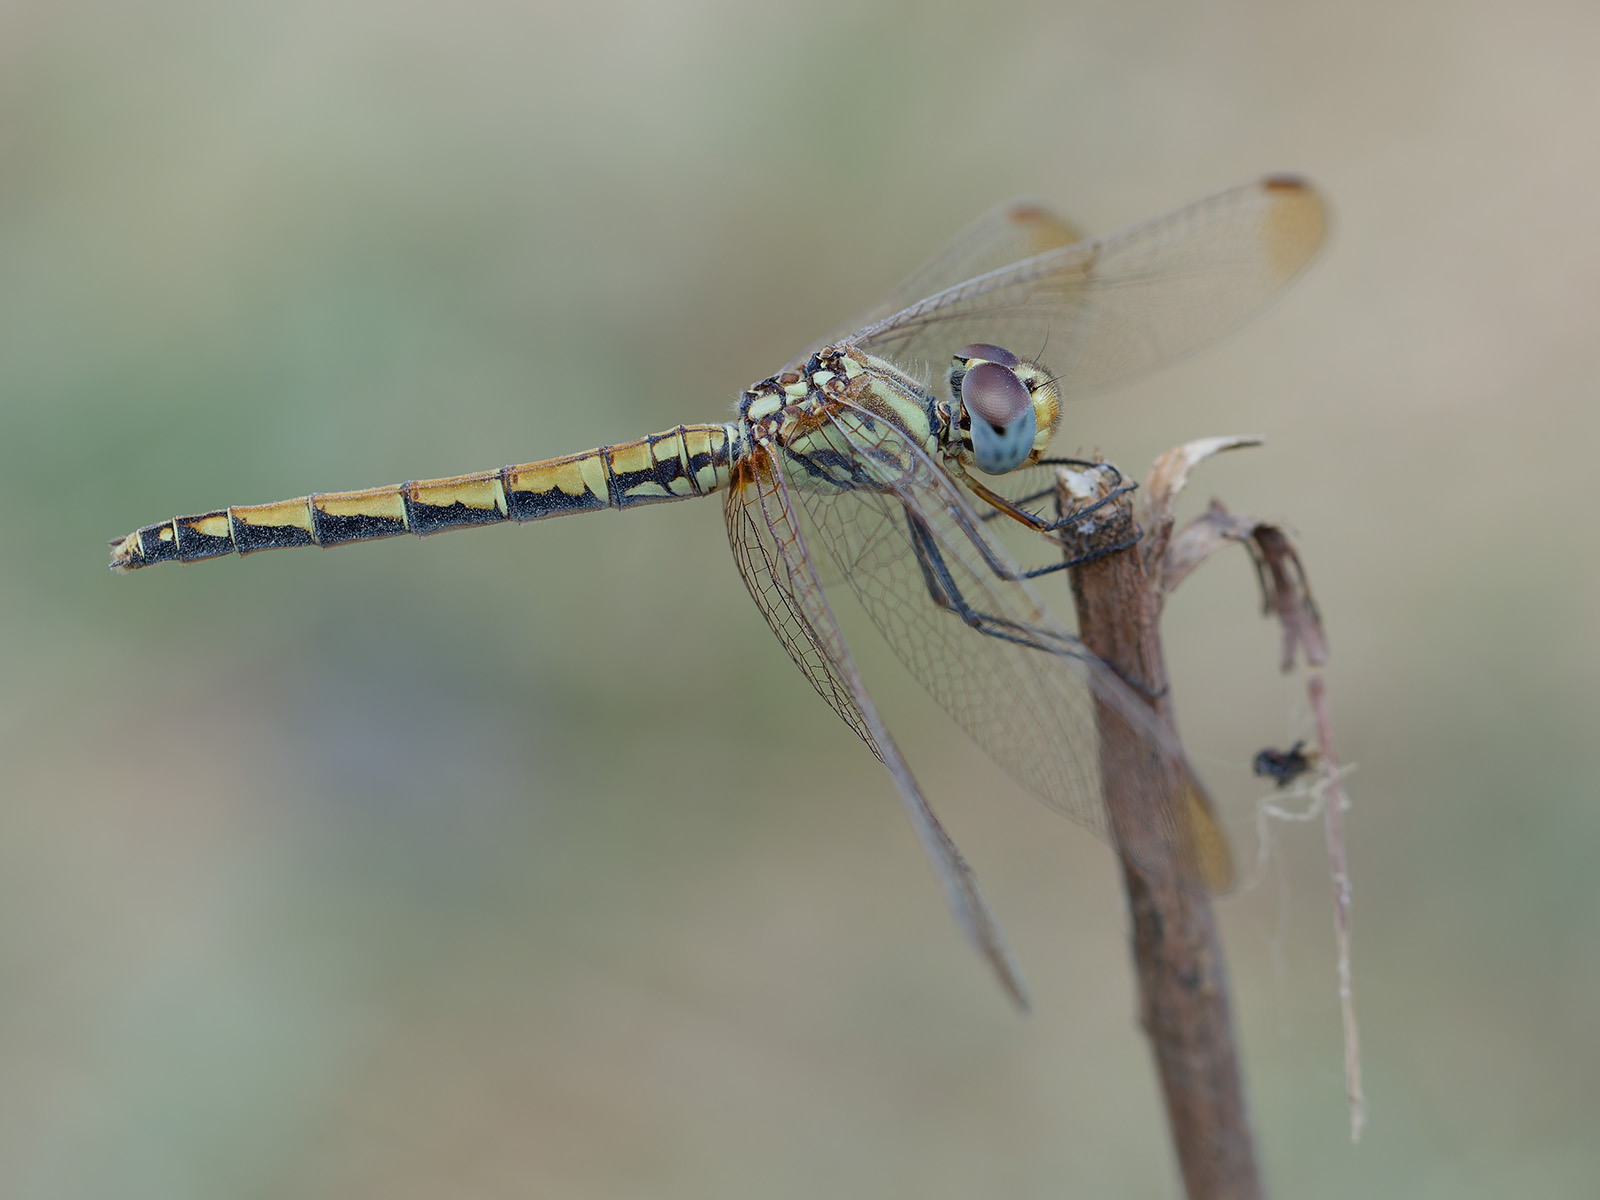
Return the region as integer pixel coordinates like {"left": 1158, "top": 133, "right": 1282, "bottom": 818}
{"left": 738, "top": 343, "right": 1061, "bottom": 489}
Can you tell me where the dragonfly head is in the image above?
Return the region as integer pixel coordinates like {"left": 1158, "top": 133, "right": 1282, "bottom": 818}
{"left": 949, "top": 343, "right": 1062, "bottom": 475}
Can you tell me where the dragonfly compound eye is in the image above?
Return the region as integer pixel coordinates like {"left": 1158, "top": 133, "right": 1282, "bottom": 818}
{"left": 958, "top": 342, "right": 1020, "bottom": 369}
{"left": 962, "top": 361, "right": 1037, "bottom": 475}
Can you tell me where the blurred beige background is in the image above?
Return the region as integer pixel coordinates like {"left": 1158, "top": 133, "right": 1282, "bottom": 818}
{"left": 3, "top": 1, "right": 1597, "bottom": 1196}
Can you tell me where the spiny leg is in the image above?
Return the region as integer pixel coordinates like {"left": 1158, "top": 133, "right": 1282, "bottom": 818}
{"left": 972, "top": 459, "right": 1138, "bottom": 536}
{"left": 903, "top": 507, "right": 1088, "bottom": 659}
{"left": 944, "top": 496, "right": 1139, "bottom": 590}
{"left": 906, "top": 503, "right": 1163, "bottom": 700}
{"left": 960, "top": 461, "right": 1140, "bottom": 579}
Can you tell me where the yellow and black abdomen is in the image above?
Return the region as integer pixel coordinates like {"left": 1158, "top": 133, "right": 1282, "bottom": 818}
{"left": 109, "top": 423, "right": 738, "bottom": 572}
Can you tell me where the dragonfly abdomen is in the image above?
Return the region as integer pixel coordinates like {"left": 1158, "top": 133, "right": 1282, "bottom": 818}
{"left": 108, "top": 423, "right": 738, "bottom": 572}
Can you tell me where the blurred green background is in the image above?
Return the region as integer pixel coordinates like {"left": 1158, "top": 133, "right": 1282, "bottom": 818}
{"left": 3, "top": 1, "right": 1597, "bottom": 1196}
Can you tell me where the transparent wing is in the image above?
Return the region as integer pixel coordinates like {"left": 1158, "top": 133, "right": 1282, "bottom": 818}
{"left": 840, "top": 177, "right": 1326, "bottom": 397}
{"left": 786, "top": 403, "right": 1234, "bottom": 890}
{"left": 786, "top": 199, "right": 1086, "bottom": 372}
{"left": 724, "top": 445, "right": 1031, "bottom": 1009}
{"left": 725, "top": 452, "right": 877, "bottom": 753}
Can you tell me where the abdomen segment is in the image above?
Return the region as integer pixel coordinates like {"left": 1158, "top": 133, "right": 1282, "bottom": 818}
{"left": 109, "top": 423, "right": 737, "bottom": 572}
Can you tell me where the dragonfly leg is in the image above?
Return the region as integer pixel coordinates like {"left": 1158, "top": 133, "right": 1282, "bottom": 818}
{"left": 904, "top": 509, "right": 1090, "bottom": 660}
{"left": 971, "top": 459, "right": 1137, "bottom": 536}
{"left": 908, "top": 505, "right": 1166, "bottom": 702}
{"left": 1016, "top": 526, "right": 1143, "bottom": 580}
{"left": 946, "top": 478, "right": 1140, "bottom": 585}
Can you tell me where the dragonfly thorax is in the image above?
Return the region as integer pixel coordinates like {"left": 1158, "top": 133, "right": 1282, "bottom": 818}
{"left": 735, "top": 343, "right": 1061, "bottom": 483}
{"left": 736, "top": 347, "right": 858, "bottom": 429}
{"left": 947, "top": 343, "right": 1061, "bottom": 476}
{"left": 737, "top": 345, "right": 935, "bottom": 447}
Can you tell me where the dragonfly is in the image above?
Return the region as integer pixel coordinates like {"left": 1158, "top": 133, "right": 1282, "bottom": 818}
{"left": 109, "top": 176, "right": 1326, "bottom": 1009}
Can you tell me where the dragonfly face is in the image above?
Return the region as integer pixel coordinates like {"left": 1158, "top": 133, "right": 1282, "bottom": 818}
{"left": 109, "top": 177, "right": 1327, "bottom": 1009}
{"left": 946, "top": 342, "right": 1062, "bottom": 477}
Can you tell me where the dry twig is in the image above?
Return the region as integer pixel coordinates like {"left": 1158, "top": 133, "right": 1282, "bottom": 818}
{"left": 1059, "top": 435, "right": 1362, "bottom": 1197}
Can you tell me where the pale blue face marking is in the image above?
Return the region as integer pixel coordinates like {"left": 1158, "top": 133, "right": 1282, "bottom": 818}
{"left": 970, "top": 405, "right": 1037, "bottom": 475}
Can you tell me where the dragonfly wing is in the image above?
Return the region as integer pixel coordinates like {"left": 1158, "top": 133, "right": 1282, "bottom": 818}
{"left": 791, "top": 403, "right": 1234, "bottom": 890}
{"left": 786, "top": 199, "right": 1086, "bottom": 373}
{"left": 726, "top": 453, "right": 878, "bottom": 753}
{"left": 725, "top": 445, "right": 1031, "bottom": 1009}
{"left": 845, "top": 177, "right": 1325, "bottom": 398}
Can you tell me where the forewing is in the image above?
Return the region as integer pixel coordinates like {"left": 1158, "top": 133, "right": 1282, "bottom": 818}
{"left": 787, "top": 199, "right": 1086, "bottom": 372}
{"left": 845, "top": 177, "right": 1325, "bottom": 396}
{"left": 724, "top": 445, "right": 1031, "bottom": 1008}
{"left": 792, "top": 405, "right": 1233, "bottom": 888}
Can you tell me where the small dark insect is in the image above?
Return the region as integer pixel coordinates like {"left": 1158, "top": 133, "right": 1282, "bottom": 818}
{"left": 1253, "top": 741, "right": 1318, "bottom": 789}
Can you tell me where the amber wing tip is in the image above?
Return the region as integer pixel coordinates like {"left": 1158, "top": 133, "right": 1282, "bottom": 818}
{"left": 1185, "top": 781, "right": 1237, "bottom": 893}
{"left": 1252, "top": 174, "right": 1328, "bottom": 283}
{"left": 1261, "top": 173, "right": 1313, "bottom": 192}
